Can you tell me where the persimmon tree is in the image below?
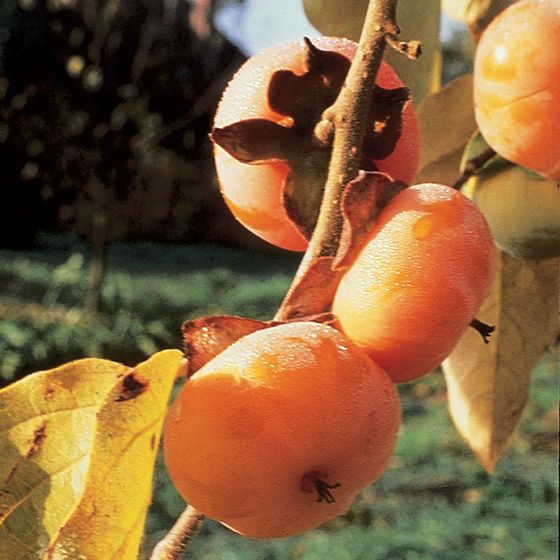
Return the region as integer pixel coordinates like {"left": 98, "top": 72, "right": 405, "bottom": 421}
{"left": 0, "top": 0, "right": 558, "bottom": 559}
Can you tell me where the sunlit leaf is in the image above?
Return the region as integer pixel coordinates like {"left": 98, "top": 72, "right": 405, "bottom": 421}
{"left": 413, "top": 74, "right": 476, "bottom": 186}
{"left": 46, "top": 349, "right": 182, "bottom": 559}
{"left": 0, "top": 359, "right": 128, "bottom": 559}
{"left": 442, "top": 253, "right": 559, "bottom": 473}
{"left": 303, "top": 0, "right": 441, "bottom": 103}
{"left": 0, "top": 350, "right": 182, "bottom": 559}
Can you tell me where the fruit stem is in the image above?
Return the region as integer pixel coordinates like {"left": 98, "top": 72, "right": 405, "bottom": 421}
{"left": 452, "top": 146, "right": 497, "bottom": 190}
{"left": 276, "top": 0, "right": 406, "bottom": 319}
{"left": 470, "top": 318, "right": 495, "bottom": 344}
{"left": 302, "top": 470, "right": 342, "bottom": 503}
{"left": 149, "top": 505, "right": 204, "bottom": 560}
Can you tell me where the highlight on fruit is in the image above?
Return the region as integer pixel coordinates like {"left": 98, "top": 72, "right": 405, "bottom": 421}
{"left": 163, "top": 321, "right": 401, "bottom": 538}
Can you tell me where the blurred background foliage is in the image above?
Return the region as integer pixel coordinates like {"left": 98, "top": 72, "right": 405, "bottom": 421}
{"left": 0, "top": 1, "right": 556, "bottom": 559}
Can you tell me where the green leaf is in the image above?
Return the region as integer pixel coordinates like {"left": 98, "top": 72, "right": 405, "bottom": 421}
{"left": 414, "top": 74, "right": 477, "bottom": 185}
{"left": 442, "top": 0, "right": 515, "bottom": 39}
{"left": 303, "top": 0, "right": 442, "bottom": 103}
{"left": 0, "top": 350, "right": 182, "bottom": 559}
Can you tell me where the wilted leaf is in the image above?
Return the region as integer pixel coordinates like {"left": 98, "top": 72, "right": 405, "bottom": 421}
{"left": 47, "top": 349, "right": 182, "bottom": 559}
{"left": 335, "top": 171, "right": 405, "bottom": 270}
{"left": 303, "top": 0, "right": 441, "bottom": 103}
{"left": 442, "top": 253, "right": 559, "bottom": 472}
{"left": 0, "top": 359, "right": 128, "bottom": 558}
{"left": 211, "top": 119, "right": 294, "bottom": 164}
{"left": 268, "top": 39, "right": 350, "bottom": 129}
{"left": 414, "top": 74, "right": 477, "bottom": 186}
{"left": 182, "top": 315, "right": 273, "bottom": 376}
{"left": 442, "top": 0, "right": 515, "bottom": 40}
{"left": 276, "top": 256, "right": 340, "bottom": 321}
{"left": 362, "top": 86, "right": 411, "bottom": 161}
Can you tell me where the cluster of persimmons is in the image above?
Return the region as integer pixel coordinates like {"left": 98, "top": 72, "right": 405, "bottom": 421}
{"left": 163, "top": 0, "right": 559, "bottom": 539}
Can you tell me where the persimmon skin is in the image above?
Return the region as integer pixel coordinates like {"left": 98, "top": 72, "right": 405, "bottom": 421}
{"left": 214, "top": 37, "right": 420, "bottom": 251}
{"left": 474, "top": 0, "right": 560, "bottom": 179}
{"left": 332, "top": 184, "right": 495, "bottom": 383}
{"left": 462, "top": 165, "right": 560, "bottom": 260}
{"left": 163, "top": 322, "right": 400, "bottom": 539}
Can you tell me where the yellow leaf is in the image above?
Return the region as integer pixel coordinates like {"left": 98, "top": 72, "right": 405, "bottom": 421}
{"left": 0, "top": 358, "right": 129, "bottom": 559}
{"left": 47, "top": 349, "right": 182, "bottom": 560}
{"left": 414, "top": 74, "right": 476, "bottom": 186}
{"left": 303, "top": 0, "right": 441, "bottom": 103}
{"left": 442, "top": 253, "right": 560, "bottom": 473}
{"left": 0, "top": 350, "right": 182, "bottom": 560}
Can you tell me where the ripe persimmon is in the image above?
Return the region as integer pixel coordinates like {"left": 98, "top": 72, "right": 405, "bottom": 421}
{"left": 332, "top": 183, "right": 495, "bottom": 383}
{"left": 473, "top": 0, "right": 560, "bottom": 179}
{"left": 163, "top": 321, "right": 400, "bottom": 538}
{"left": 213, "top": 36, "right": 419, "bottom": 251}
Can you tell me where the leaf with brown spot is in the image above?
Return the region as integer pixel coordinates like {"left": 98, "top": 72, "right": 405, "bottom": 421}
{"left": 414, "top": 74, "right": 477, "bottom": 186}
{"left": 334, "top": 171, "right": 406, "bottom": 270}
{"left": 442, "top": 253, "right": 560, "bottom": 473}
{"left": 0, "top": 350, "right": 182, "bottom": 559}
{"left": 114, "top": 370, "right": 149, "bottom": 402}
{"left": 182, "top": 315, "right": 275, "bottom": 376}
{"left": 47, "top": 349, "right": 182, "bottom": 559}
{"left": 0, "top": 358, "right": 128, "bottom": 557}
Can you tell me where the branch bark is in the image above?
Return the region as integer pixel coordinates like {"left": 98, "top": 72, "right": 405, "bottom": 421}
{"left": 276, "top": 0, "right": 401, "bottom": 320}
{"left": 150, "top": 505, "right": 204, "bottom": 560}
{"left": 154, "top": 0, "right": 410, "bottom": 556}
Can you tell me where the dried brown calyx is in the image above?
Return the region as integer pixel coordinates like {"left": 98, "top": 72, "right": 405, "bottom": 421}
{"left": 211, "top": 38, "right": 410, "bottom": 241}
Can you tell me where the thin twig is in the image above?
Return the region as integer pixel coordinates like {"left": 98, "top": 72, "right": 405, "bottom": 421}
{"left": 452, "top": 146, "right": 497, "bottom": 190}
{"left": 276, "top": 0, "right": 404, "bottom": 320}
{"left": 150, "top": 505, "right": 205, "bottom": 560}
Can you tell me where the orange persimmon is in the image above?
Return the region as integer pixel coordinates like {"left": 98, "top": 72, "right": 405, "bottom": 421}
{"left": 333, "top": 183, "right": 495, "bottom": 383}
{"left": 163, "top": 321, "right": 400, "bottom": 538}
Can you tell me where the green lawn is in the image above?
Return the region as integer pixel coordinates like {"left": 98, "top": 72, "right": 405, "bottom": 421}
{"left": 0, "top": 234, "right": 557, "bottom": 560}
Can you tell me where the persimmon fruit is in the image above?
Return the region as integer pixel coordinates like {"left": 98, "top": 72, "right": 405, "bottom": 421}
{"left": 163, "top": 321, "right": 400, "bottom": 538}
{"left": 473, "top": 0, "right": 560, "bottom": 179}
{"left": 462, "top": 164, "right": 560, "bottom": 260}
{"left": 213, "top": 36, "right": 420, "bottom": 251}
{"left": 332, "top": 183, "right": 495, "bottom": 383}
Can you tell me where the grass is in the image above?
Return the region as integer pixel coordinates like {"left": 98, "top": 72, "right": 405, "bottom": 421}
{"left": 0, "top": 234, "right": 558, "bottom": 560}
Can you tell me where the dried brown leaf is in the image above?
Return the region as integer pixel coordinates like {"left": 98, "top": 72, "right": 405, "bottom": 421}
{"left": 182, "top": 315, "right": 274, "bottom": 376}
{"left": 277, "top": 256, "right": 339, "bottom": 321}
{"left": 334, "top": 172, "right": 406, "bottom": 270}
{"left": 442, "top": 252, "right": 560, "bottom": 472}
{"left": 211, "top": 119, "right": 294, "bottom": 164}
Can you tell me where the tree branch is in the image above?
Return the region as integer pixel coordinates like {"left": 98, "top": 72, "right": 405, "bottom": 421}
{"left": 276, "top": 0, "right": 403, "bottom": 320}
{"left": 150, "top": 505, "right": 205, "bottom": 560}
